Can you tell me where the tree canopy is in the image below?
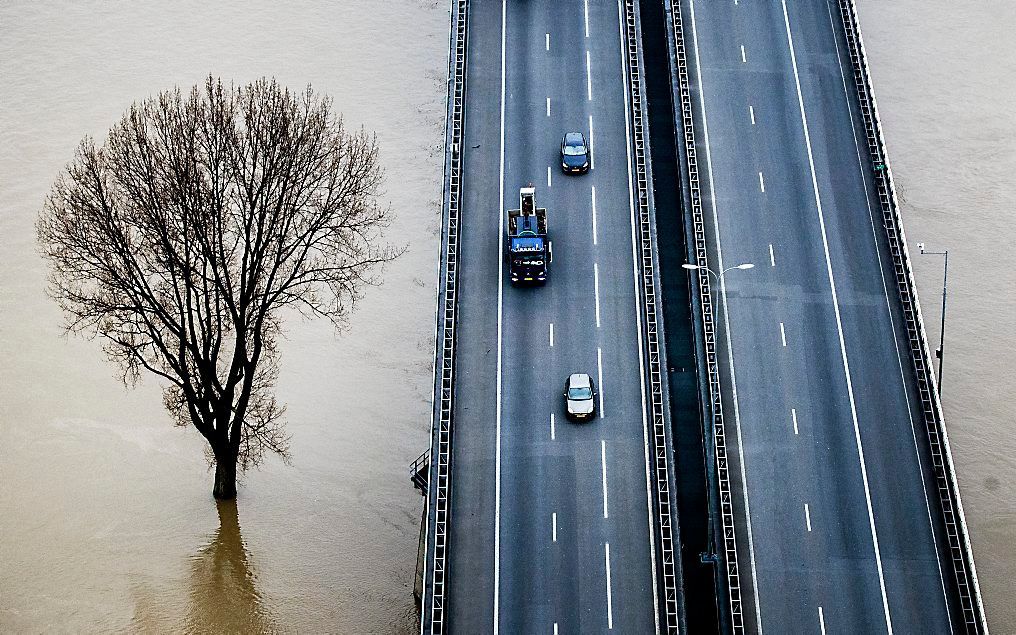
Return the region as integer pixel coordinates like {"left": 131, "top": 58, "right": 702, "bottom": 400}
{"left": 38, "top": 76, "right": 399, "bottom": 499}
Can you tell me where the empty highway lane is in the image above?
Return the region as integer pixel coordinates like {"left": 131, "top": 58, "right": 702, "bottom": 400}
{"left": 682, "top": 0, "right": 960, "bottom": 631}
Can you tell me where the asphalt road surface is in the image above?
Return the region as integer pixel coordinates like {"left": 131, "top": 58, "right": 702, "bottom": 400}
{"left": 445, "top": 0, "right": 660, "bottom": 632}
{"left": 682, "top": 0, "right": 961, "bottom": 632}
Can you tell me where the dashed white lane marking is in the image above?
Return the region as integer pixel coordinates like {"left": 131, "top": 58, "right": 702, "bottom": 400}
{"left": 791, "top": 408, "right": 799, "bottom": 435}
{"left": 584, "top": 0, "right": 590, "bottom": 37}
{"left": 550, "top": 413, "right": 556, "bottom": 441}
{"left": 586, "top": 50, "right": 593, "bottom": 100}
{"left": 597, "top": 347, "right": 604, "bottom": 418}
{"left": 782, "top": 3, "right": 894, "bottom": 628}
{"left": 779, "top": 322, "right": 787, "bottom": 347}
{"left": 758, "top": 171, "right": 766, "bottom": 193}
{"left": 594, "top": 263, "right": 602, "bottom": 328}
{"left": 749, "top": 104, "right": 756, "bottom": 125}
{"left": 547, "top": 165, "right": 552, "bottom": 188}
{"left": 591, "top": 186, "right": 598, "bottom": 245}
{"left": 740, "top": 44, "right": 747, "bottom": 63}
{"left": 552, "top": 512, "right": 558, "bottom": 542}
{"left": 546, "top": 97, "right": 551, "bottom": 117}
{"left": 805, "top": 503, "right": 812, "bottom": 532}
{"left": 554, "top": 623, "right": 559, "bottom": 635}
{"left": 769, "top": 243, "right": 776, "bottom": 267}
{"left": 819, "top": 607, "right": 827, "bottom": 635}
{"left": 601, "top": 440, "right": 609, "bottom": 519}
{"left": 546, "top": 33, "right": 550, "bottom": 51}
{"left": 549, "top": 322, "right": 554, "bottom": 347}
{"left": 589, "top": 115, "right": 595, "bottom": 169}
{"left": 605, "top": 543, "right": 614, "bottom": 629}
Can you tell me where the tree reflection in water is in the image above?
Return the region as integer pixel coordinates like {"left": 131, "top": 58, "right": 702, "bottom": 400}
{"left": 186, "top": 500, "right": 277, "bottom": 633}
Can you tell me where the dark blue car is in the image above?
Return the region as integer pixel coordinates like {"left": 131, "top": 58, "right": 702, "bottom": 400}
{"left": 560, "top": 132, "right": 590, "bottom": 174}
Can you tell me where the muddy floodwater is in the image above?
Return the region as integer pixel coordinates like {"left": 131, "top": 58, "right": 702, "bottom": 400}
{"left": 0, "top": 1, "right": 446, "bottom": 632}
{"left": 1, "top": 0, "right": 1013, "bottom": 632}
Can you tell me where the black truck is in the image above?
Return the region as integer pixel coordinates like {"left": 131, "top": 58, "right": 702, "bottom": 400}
{"left": 506, "top": 186, "right": 549, "bottom": 284}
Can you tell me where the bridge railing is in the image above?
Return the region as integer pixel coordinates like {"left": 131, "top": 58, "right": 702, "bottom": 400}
{"left": 662, "top": 1, "right": 746, "bottom": 632}
{"left": 834, "top": 2, "right": 987, "bottom": 632}
{"left": 621, "top": 1, "right": 682, "bottom": 632}
{"left": 420, "top": 0, "right": 468, "bottom": 633}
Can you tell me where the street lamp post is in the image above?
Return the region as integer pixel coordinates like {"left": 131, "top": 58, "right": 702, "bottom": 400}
{"left": 681, "top": 261, "right": 753, "bottom": 566}
{"left": 681, "top": 261, "right": 755, "bottom": 324}
{"left": 917, "top": 243, "right": 949, "bottom": 395}
{"left": 682, "top": 262, "right": 756, "bottom": 280}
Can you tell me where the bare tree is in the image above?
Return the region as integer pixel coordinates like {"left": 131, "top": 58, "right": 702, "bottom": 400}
{"left": 38, "top": 76, "right": 399, "bottom": 499}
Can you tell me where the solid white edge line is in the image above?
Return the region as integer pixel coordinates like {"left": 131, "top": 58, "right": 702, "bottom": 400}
{"left": 592, "top": 186, "right": 598, "bottom": 245}
{"left": 824, "top": 3, "right": 953, "bottom": 626}
{"left": 805, "top": 503, "right": 812, "bottom": 532}
{"left": 550, "top": 412, "right": 555, "bottom": 441}
{"left": 597, "top": 346, "right": 604, "bottom": 418}
{"left": 594, "top": 263, "right": 602, "bottom": 328}
{"left": 617, "top": 0, "right": 660, "bottom": 630}
{"left": 552, "top": 512, "right": 557, "bottom": 542}
{"left": 782, "top": 2, "right": 893, "bottom": 631}
{"left": 586, "top": 50, "right": 593, "bottom": 100}
{"left": 688, "top": 0, "right": 764, "bottom": 630}
{"left": 605, "top": 542, "right": 614, "bottom": 629}
{"left": 493, "top": 1, "right": 506, "bottom": 632}
{"left": 601, "top": 439, "right": 609, "bottom": 519}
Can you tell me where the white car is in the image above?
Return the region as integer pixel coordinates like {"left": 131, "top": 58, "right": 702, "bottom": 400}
{"left": 564, "top": 373, "right": 597, "bottom": 421}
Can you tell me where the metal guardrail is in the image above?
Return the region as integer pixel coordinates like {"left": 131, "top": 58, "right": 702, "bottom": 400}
{"left": 620, "top": 1, "right": 680, "bottom": 632}
{"left": 834, "top": 2, "right": 987, "bottom": 632}
{"left": 420, "top": 0, "right": 468, "bottom": 633}
{"left": 664, "top": 0, "right": 745, "bottom": 632}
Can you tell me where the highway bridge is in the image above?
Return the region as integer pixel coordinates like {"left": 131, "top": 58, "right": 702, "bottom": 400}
{"left": 416, "top": 0, "right": 988, "bottom": 633}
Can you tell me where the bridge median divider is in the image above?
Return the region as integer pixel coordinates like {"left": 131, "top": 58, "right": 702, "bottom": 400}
{"left": 663, "top": 0, "right": 747, "bottom": 632}
{"left": 621, "top": 0, "right": 684, "bottom": 632}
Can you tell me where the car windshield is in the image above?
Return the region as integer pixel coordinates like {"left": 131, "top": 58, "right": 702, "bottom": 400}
{"left": 568, "top": 386, "right": 593, "bottom": 400}
{"left": 563, "top": 144, "right": 586, "bottom": 156}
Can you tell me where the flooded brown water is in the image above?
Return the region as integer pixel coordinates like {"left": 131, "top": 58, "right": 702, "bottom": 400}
{"left": 1, "top": 0, "right": 1012, "bottom": 632}
{"left": 0, "top": 1, "right": 447, "bottom": 632}
{"left": 858, "top": 1, "right": 1016, "bottom": 629}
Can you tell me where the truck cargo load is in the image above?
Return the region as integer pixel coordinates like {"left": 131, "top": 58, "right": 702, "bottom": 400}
{"left": 506, "top": 186, "right": 549, "bottom": 284}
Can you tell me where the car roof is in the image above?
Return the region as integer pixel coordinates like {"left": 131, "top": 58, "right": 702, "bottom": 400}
{"left": 564, "top": 132, "right": 585, "bottom": 145}
{"left": 568, "top": 373, "right": 592, "bottom": 387}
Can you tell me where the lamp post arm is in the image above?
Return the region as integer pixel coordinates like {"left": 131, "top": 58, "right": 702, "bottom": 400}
{"left": 938, "top": 251, "right": 948, "bottom": 393}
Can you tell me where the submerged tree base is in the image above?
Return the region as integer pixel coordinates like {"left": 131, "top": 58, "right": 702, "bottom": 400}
{"left": 213, "top": 459, "right": 238, "bottom": 500}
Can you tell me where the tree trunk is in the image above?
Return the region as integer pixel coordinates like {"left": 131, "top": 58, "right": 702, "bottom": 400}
{"left": 213, "top": 452, "right": 238, "bottom": 500}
